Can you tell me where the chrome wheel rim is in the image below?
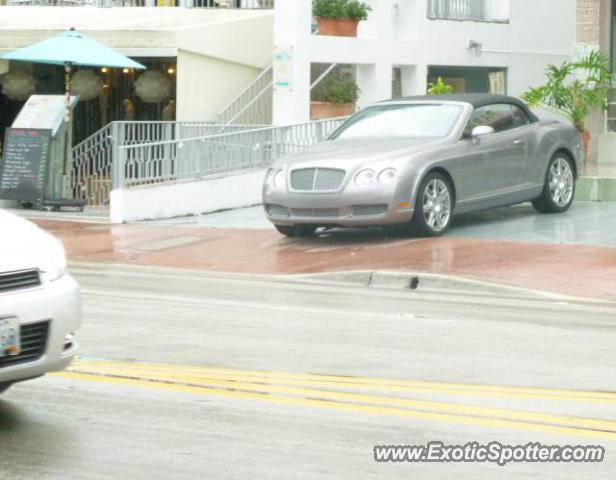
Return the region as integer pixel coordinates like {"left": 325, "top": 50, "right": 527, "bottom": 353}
{"left": 423, "top": 179, "right": 451, "bottom": 232}
{"left": 549, "top": 157, "right": 574, "bottom": 207}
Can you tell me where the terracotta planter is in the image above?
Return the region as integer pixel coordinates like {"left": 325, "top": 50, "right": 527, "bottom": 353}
{"left": 580, "top": 130, "right": 590, "bottom": 166}
{"left": 316, "top": 18, "right": 359, "bottom": 37}
{"left": 310, "top": 101, "right": 355, "bottom": 120}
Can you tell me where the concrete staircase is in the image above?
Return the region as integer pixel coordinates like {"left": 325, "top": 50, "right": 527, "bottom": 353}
{"left": 576, "top": 164, "right": 616, "bottom": 202}
{"left": 580, "top": 88, "right": 616, "bottom": 201}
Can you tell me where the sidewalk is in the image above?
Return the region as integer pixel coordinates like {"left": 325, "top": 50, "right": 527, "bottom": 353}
{"left": 31, "top": 202, "right": 616, "bottom": 301}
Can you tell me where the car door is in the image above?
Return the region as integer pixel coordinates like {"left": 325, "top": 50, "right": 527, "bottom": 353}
{"left": 457, "top": 104, "right": 531, "bottom": 202}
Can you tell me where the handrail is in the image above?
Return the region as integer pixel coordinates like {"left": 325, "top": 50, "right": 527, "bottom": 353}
{"left": 70, "top": 121, "right": 266, "bottom": 206}
{"left": 216, "top": 64, "right": 273, "bottom": 125}
{"left": 116, "top": 117, "right": 349, "bottom": 189}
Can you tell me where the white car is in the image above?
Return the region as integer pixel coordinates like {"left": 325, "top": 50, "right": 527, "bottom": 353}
{"left": 0, "top": 209, "right": 80, "bottom": 394}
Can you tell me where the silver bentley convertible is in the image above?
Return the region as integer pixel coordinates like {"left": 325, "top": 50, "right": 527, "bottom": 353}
{"left": 263, "top": 94, "right": 582, "bottom": 237}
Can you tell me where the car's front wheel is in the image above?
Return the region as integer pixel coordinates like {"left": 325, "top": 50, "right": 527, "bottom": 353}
{"left": 274, "top": 225, "right": 317, "bottom": 238}
{"left": 0, "top": 383, "right": 12, "bottom": 394}
{"left": 412, "top": 172, "right": 454, "bottom": 237}
{"left": 533, "top": 153, "right": 576, "bottom": 214}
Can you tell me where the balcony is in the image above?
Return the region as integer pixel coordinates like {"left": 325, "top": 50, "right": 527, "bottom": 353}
{"left": 427, "top": 0, "right": 509, "bottom": 23}
{"left": 2, "top": 0, "right": 273, "bottom": 7}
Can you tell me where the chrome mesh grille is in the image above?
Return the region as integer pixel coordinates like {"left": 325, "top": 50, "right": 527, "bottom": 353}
{"left": 352, "top": 205, "right": 388, "bottom": 216}
{"left": 290, "top": 208, "right": 340, "bottom": 218}
{"left": 290, "top": 169, "right": 316, "bottom": 190}
{"left": 314, "top": 169, "right": 345, "bottom": 190}
{"left": 290, "top": 168, "right": 345, "bottom": 191}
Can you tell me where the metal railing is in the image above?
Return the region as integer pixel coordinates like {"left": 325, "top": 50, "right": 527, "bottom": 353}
{"left": 116, "top": 117, "right": 347, "bottom": 190}
{"left": 216, "top": 64, "right": 273, "bottom": 125}
{"left": 427, "top": 0, "right": 485, "bottom": 21}
{"left": 71, "top": 121, "right": 265, "bottom": 205}
{"left": 5, "top": 0, "right": 273, "bottom": 7}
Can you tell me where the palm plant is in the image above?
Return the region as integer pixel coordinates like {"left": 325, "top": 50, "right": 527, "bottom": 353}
{"left": 427, "top": 77, "right": 454, "bottom": 95}
{"left": 521, "top": 52, "right": 612, "bottom": 161}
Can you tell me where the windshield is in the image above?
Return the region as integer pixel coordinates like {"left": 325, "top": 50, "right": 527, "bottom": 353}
{"left": 330, "top": 103, "right": 463, "bottom": 140}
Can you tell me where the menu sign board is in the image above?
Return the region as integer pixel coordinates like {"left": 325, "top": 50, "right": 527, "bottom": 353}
{"left": 0, "top": 128, "right": 52, "bottom": 204}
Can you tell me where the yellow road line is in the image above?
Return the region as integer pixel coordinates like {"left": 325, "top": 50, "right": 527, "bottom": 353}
{"left": 54, "top": 371, "right": 616, "bottom": 441}
{"left": 73, "top": 360, "right": 616, "bottom": 403}
{"left": 66, "top": 367, "right": 616, "bottom": 434}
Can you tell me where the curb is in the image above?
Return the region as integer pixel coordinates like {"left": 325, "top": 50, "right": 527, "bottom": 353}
{"left": 68, "top": 261, "right": 616, "bottom": 306}
{"left": 287, "top": 270, "right": 616, "bottom": 305}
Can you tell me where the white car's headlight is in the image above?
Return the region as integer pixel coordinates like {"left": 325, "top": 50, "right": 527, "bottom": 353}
{"left": 378, "top": 168, "right": 397, "bottom": 185}
{"left": 355, "top": 169, "right": 376, "bottom": 188}
{"left": 41, "top": 236, "right": 68, "bottom": 282}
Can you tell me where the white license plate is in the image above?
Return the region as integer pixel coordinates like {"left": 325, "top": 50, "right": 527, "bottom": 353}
{"left": 0, "top": 317, "right": 20, "bottom": 358}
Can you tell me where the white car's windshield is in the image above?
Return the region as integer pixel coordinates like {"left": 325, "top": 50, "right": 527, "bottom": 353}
{"left": 330, "top": 103, "right": 463, "bottom": 140}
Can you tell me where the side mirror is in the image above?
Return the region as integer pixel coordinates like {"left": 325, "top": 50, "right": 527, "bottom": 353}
{"left": 471, "top": 125, "right": 495, "bottom": 142}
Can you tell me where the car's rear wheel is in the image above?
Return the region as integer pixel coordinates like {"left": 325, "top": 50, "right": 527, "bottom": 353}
{"left": 0, "top": 383, "right": 12, "bottom": 394}
{"left": 274, "top": 225, "right": 317, "bottom": 238}
{"left": 412, "top": 172, "right": 454, "bottom": 237}
{"left": 533, "top": 153, "right": 575, "bottom": 214}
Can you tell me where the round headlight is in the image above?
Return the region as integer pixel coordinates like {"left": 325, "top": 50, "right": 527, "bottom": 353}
{"left": 355, "top": 169, "right": 376, "bottom": 188}
{"left": 273, "top": 169, "right": 286, "bottom": 189}
{"left": 378, "top": 168, "right": 397, "bottom": 185}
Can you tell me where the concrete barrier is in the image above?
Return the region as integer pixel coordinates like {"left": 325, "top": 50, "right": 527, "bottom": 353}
{"left": 110, "top": 168, "right": 266, "bottom": 223}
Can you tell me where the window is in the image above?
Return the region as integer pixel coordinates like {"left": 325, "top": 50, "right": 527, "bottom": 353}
{"left": 511, "top": 105, "right": 532, "bottom": 129}
{"left": 331, "top": 104, "right": 464, "bottom": 140}
{"left": 463, "top": 103, "right": 531, "bottom": 137}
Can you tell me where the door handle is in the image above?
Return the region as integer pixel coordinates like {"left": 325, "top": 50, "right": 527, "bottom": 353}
{"left": 513, "top": 139, "right": 524, "bottom": 145}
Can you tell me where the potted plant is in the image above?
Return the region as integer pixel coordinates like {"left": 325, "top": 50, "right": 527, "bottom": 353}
{"left": 427, "top": 77, "right": 454, "bottom": 95}
{"left": 521, "top": 51, "right": 612, "bottom": 165}
{"left": 313, "top": 0, "right": 372, "bottom": 38}
{"left": 311, "top": 72, "right": 359, "bottom": 119}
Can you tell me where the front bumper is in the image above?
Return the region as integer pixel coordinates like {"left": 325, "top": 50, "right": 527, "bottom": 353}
{"left": 263, "top": 190, "right": 414, "bottom": 227}
{"left": 0, "top": 273, "right": 81, "bottom": 385}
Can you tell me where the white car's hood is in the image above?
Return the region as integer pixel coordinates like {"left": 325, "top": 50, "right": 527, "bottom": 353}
{"left": 0, "top": 209, "right": 58, "bottom": 273}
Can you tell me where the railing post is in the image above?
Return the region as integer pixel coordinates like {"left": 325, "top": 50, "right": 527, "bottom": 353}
{"left": 111, "top": 122, "right": 125, "bottom": 190}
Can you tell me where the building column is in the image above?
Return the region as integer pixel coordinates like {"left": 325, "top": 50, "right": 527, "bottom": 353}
{"left": 272, "top": 0, "right": 312, "bottom": 124}
{"left": 356, "top": 63, "right": 394, "bottom": 108}
{"left": 400, "top": 64, "right": 428, "bottom": 96}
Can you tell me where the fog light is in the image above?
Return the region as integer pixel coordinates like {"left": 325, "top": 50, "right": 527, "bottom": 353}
{"left": 63, "top": 333, "right": 75, "bottom": 351}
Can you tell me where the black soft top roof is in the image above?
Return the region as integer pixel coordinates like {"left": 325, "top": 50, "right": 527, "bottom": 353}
{"left": 382, "top": 94, "right": 539, "bottom": 122}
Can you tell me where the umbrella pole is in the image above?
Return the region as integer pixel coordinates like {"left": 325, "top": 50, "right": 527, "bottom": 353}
{"left": 62, "top": 62, "right": 72, "bottom": 177}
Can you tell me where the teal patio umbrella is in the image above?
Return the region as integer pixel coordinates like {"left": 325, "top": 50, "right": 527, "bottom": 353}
{"left": 1, "top": 28, "right": 146, "bottom": 177}
{"left": 1, "top": 28, "right": 146, "bottom": 70}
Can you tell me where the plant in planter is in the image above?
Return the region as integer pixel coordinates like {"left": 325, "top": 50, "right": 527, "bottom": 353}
{"left": 521, "top": 51, "right": 612, "bottom": 165}
{"left": 427, "top": 77, "right": 454, "bottom": 95}
{"left": 313, "top": 0, "right": 372, "bottom": 38}
{"left": 311, "top": 72, "right": 359, "bottom": 119}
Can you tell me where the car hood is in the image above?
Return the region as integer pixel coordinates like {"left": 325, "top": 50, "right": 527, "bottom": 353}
{"left": 276, "top": 137, "right": 447, "bottom": 168}
{"left": 0, "top": 209, "right": 58, "bottom": 273}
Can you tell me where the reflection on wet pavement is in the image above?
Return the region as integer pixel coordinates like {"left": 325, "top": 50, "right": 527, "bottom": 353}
{"left": 149, "top": 202, "right": 616, "bottom": 247}
{"left": 30, "top": 201, "right": 616, "bottom": 301}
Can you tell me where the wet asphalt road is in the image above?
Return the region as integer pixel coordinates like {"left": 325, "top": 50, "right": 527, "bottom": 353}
{"left": 1, "top": 263, "right": 615, "bottom": 479}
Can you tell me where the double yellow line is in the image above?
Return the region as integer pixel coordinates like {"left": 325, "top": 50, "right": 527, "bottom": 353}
{"left": 55, "top": 360, "right": 616, "bottom": 440}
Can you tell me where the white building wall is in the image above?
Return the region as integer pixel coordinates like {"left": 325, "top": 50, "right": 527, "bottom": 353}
{"left": 0, "top": 7, "right": 274, "bottom": 125}
{"left": 273, "top": 0, "right": 576, "bottom": 124}
{"left": 176, "top": 51, "right": 261, "bottom": 122}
